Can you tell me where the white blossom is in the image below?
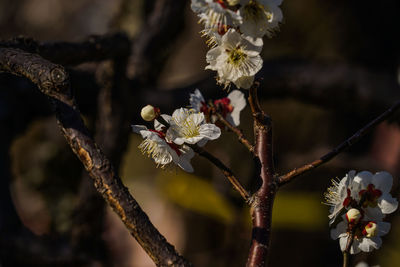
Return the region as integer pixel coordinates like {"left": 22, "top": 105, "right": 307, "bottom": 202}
{"left": 324, "top": 170, "right": 398, "bottom": 225}
{"left": 352, "top": 171, "right": 398, "bottom": 220}
{"left": 132, "top": 124, "right": 194, "bottom": 172}
{"left": 191, "top": 0, "right": 242, "bottom": 40}
{"left": 238, "top": 0, "right": 283, "bottom": 38}
{"left": 168, "top": 108, "right": 221, "bottom": 146}
{"left": 205, "top": 28, "right": 263, "bottom": 89}
{"left": 331, "top": 218, "right": 391, "bottom": 254}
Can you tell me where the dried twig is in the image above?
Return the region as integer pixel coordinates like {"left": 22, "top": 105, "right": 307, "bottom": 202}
{"left": 277, "top": 100, "right": 400, "bottom": 186}
{"left": 0, "top": 47, "right": 191, "bottom": 267}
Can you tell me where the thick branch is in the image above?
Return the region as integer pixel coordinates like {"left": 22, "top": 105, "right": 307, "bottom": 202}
{"left": 0, "top": 33, "right": 131, "bottom": 66}
{"left": 0, "top": 47, "right": 191, "bottom": 267}
{"left": 191, "top": 145, "right": 250, "bottom": 202}
{"left": 277, "top": 100, "right": 400, "bottom": 186}
{"left": 247, "top": 83, "right": 276, "bottom": 267}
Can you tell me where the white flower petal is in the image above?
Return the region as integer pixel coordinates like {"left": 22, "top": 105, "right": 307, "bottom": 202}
{"left": 378, "top": 194, "right": 398, "bottom": 215}
{"left": 353, "top": 171, "right": 373, "bottom": 188}
{"left": 199, "top": 124, "right": 222, "bottom": 140}
{"left": 331, "top": 221, "right": 347, "bottom": 240}
{"left": 377, "top": 221, "right": 391, "bottom": 236}
{"left": 190, "top": 89, "right": 205, "bottom": 112}
{"left": 131, "top": 125, "right": 148, "bottom": 134}
{"left": 358, "top": 238, "right": 377, "bottom": 253}
{"left": 339, "top": 235, "right": 348, "bottom": 251}
{"left": 372, "top": 171, "right": 393, "bottom": 193}
{"left": 350, "top": 239, "right": 361, "bottom": 254}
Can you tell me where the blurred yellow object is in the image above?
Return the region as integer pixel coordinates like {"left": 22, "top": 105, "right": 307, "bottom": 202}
{"left": 157, "top": 172, "right": 235, "bottom": 224}
{"left": 272, "top": 192, "right": 326, "bottom": 230}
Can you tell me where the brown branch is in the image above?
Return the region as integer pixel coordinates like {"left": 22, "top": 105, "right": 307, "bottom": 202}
{"left": 190, "top": 145, "right": 251, "bottom": 202}
{"left": 246, "top": 83, "right": 277, "bottom": 267}
{"left": 0, "top": 33, "right": 131, "bottom": 66}
{"left": 277, "top": 100, "right": 400, "bottom": 186}
{"left": 214, "top": 112, "right": 254, "bottom": 153}
{"left": 0, "top": 47, "right": 192, "bottom": 267}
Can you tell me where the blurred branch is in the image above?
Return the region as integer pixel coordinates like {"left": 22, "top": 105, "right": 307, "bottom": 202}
{"left": 0, "top": 47, "right": 192, "bottom": 267}
{"left": 277, "top": 100, "right": 400, "bottom": 186}
{"left": 0, "top": 33, "right": 131, "bottom": 66}
{"left": 191, "top": 145, "right": 250, "bottom": 202}
{"left": 146, "top": 60, "right": 400, "bottom": 115}
{"left": 246, "top": 83, "right": 276, "bottom": 267}
{"left": 129, "top": 0, "right": 187, "bottom": 83}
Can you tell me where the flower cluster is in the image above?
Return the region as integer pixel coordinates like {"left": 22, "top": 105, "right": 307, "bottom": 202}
{"left": 191, "top": 0, "right": 283, "bottom": 89}
{"left": 189, "top": 89, "right": 246, "bottom": 127}
{"left": 132, "top": 106, "right": 221, "bottom": 172}
{"left": 325, "top": 171, "right": 398, "bottom": 254}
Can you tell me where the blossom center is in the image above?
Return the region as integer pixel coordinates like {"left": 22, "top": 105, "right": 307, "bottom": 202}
{"left": 243, "top": 0, "right": 270, "bottom": 21}
{"left": 359, "top": 184, "right": 382, "bottom": 208}
{"left": 173, "top": 111, "right": 201, "bottom": 138}
{"left": 214, "top": 0, "right": 228, "bottom": 9}
{"left": 214, "top": 97, "right": 233, "bottom": 118}
{"left": 139, "top": 138, "right": 172, "bottom": 168}
{"left": 227, "top": 47, "right": 247, "bottom": 66}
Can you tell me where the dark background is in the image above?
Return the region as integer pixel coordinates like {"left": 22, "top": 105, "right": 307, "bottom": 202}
{"left": 1, "top": 0, "right": 400, "bottom": 266}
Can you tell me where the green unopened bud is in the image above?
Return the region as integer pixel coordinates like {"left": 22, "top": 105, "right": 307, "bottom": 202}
{"left": 362, "top": 222, "right": 377, "bottom": 237}
{"left": 346, "top": 208, "right": 362, "bottom": 224}
{"left": 141, "top": 105, "right": 159, "bottom": 121}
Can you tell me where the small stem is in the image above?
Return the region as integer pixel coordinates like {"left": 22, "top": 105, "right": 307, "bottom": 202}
{"left": 190, "top": 144, "right": 251, "bottom": 202}
{"left": 278, "top": 100, "right": 400, "bottom": 186}
{"left": 214, "top": 112, "right": 254, "bottom": 153}
{"left": 343, "top": 230, "right": 355, "bottom": 267}
{"left": 342, "top": 251, "right": 350, "bottom": 267}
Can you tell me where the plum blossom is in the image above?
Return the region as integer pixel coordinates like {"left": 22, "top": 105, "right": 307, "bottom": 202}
{"left": 324, "top": 170, "right": 398, "bottom": 225}
{"left": 239, "top": 0, "right": 283, "bottom": 38}
{"left": 191, "top": 0, "right": 241, "bottom": 40}
{"left": 132, "top": 117, "right": 194, "bottom": 172}
{"left": 331, "top": 216, "right": 391, "bottom": 254}
{"left": 168, "top": 108, "right": 221, "bottom": 146}
{"left": 352, "top": 171, "right": 398, "bottom": 220}
{"left": 205, "top": 28, "right": 263, "bottom": 89}
{"left": 189, "top": 89, "right": 246, "bottom": 126}
{"left": 325, "top": 170, "right": 398, "bottom": 254}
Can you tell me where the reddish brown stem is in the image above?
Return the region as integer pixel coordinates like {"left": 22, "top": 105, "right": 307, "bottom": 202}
{"left": 247, "top": 83, "right": 277, "bottom": 267}
{"left": 215, "top": 112, "right": 254, "bottom": 153}
{"left": 277, "top": 100, "right": 400, "bottom": 186}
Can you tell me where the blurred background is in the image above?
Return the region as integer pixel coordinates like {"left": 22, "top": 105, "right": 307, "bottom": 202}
{"left": 1, "top": 0, "right": 400, "bottom": 266}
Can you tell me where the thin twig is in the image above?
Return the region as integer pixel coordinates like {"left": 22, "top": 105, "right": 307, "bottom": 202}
{"left": 246, "top": 83, "right": 277, "bottom": 267}
{"left": 277, "top": 100, "right": 400, "bottom": 186}
{"left": 190, "top": 145, "right": 251, "bottom": 202}
{"left": 214, "top": 112, "right": 254, "bottom": 153}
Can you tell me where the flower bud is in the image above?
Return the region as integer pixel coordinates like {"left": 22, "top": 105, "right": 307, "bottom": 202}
{"left": 346, "top": 208, "right": 362, "bottom": 224}
{"left": 141, "top": 105, "right": 159, "bottom": 121}
{"left": 362, "top": 222, "right": 377, "bottom": 237}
